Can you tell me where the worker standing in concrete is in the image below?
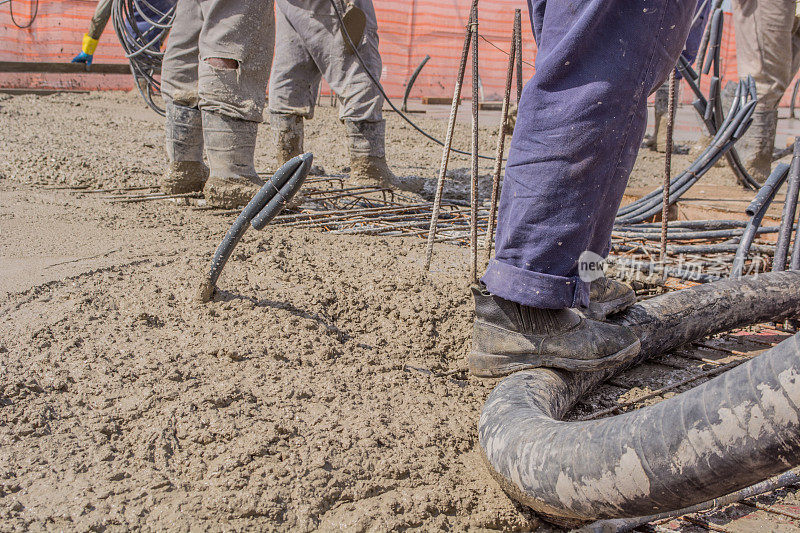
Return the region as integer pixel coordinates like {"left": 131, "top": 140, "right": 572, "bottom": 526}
{"left": 732, "top": 0, "right": 800, "bottom": 182}
{"left": 159, "top": 0, "right": 275, "bottom": 208}
{"left": 471, "top": 0, "right": 697, "bottom": 377}
{"left": 267, "top": 0, "right": 397, "bottom": 187}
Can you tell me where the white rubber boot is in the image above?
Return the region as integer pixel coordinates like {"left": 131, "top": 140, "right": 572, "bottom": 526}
{"left": 161, "top": 100, "right": 209, "bottom": 194}
{"left": 201, "top": 111, "right": 264, "bottom": 209}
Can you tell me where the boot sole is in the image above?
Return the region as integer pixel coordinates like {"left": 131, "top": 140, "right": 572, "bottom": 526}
{"left": 468, "top": 338, "right": 641, "bottom": 378}
{"left": 580, "top": 291, "right": 637, "bottom": 321}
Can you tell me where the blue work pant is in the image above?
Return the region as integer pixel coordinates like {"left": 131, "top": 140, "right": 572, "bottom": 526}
{"left": 482, "top": 0, "right": 697, "bottom": 308}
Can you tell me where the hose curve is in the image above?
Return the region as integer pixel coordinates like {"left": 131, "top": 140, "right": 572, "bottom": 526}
{"left": 479, "top": 272, "right": 800, "bottom": 524}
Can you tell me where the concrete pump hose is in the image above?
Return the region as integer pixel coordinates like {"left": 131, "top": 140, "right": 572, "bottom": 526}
{"left": 479, "top": 271, "right": 800, "bottom": 524}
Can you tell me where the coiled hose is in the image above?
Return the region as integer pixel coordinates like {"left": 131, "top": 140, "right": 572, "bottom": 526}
{"left": 479, "top": 271, "right": 800, "bottom": 524}
{"left": 111, "top": 0, "right": 175, "bottom": 115}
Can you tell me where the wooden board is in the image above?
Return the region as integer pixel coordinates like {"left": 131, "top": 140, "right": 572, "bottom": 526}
{"left": 0, "top": 62, "right": 133, "bottom": 75}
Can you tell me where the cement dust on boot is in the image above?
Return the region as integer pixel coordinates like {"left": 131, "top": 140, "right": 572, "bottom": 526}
{"left": 201, "top": 110, "right": 263, "bottom": 209}
{"left": 161, "top": 161, "right": 209, "bottom": 194}
{"left": 270, "top": 113, "right": 304, "bottom": 167}
{"left": 203, "top": 175, "right": 264, "bottom": 209}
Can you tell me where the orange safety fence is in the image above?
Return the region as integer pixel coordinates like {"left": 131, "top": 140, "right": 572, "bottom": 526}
{"left": 1, "top": 0, "right": 798, "bottom": 107}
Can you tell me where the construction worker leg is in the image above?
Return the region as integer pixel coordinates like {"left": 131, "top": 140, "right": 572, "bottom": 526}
{"left": 268, "top": 3, "right": 322, "bottom": 166}
{"left": 196, "top": 0, "right": 275, "bottom": 208}
{"left": 483, "top": 0, "right": 695, "bottom": 309}
{"left": 275, "top": 0, "right": 394, "bottom": 186}
{"left": 160, "top": 0, "right": 207, "bottom": 194}
{"left": 733, "top": 0, "right": 796, "bottom": 181}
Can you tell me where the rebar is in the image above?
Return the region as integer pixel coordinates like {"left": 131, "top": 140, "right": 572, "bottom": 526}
{"left": 470, "top": 1, "right": 480, "bottom": 284}
{"left": 661, "top": 70, "right": 677, "bottom": 263}
{"left": 485, "top": 21, "right": 516, "bottom": 262}
{"left": 514, "top": 9, "right": 522, "bottom": 103}
{"left": 424, "top": 0, "right": 476, "bottom": 271}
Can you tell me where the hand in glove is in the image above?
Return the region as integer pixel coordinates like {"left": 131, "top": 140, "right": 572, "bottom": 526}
{"left": 71, "top": 51, "right": 93, "bottom": 65}
{"left": 72, "top": 34, "right": 99, "bottom": 66}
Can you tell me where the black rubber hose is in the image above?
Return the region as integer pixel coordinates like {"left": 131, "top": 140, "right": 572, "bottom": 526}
{"left": 479, "top": 272, "right": 800, "bottom": 524}
{"left": 619, "top": 98, "right": 758, "bottom": 222}
{"left": 749, "top": 162, "right": 793, "bottom": 216}
{"left": 614, "top": 226, "right": 778, "bottom": 241}
{"left": 401, "top": 55, "right": 430, "bottom": 112}
{"left": 791, "top": 78, "right": 799, "bottom": 119}
{"left": 197, "top": 153, "right": 312, "bottom": 302}
{"left": 701, "top": 8, "right": 723, "bottom": 76}
{"left": 617, "top": 88, "right": 752, "bottom": 219}
{"left": 112, "top": 0, "right": 173, "bottom": 115}
{"left": 677, "top": 60, "right": 760, "bottom": 190}
{"left": 617, "top": 220, "right": 747, "bottom": 230}
{"left": 774, "top": 142, "right": 800, "bottom": 271}
{"left": 580, "top": 470, "right": 800, "bottom": 533}
{"left": 732, "top": 164, "right": 791, "bottom": 278}
{"left": 792, "top": 217, "right": 800, "bottom": 270}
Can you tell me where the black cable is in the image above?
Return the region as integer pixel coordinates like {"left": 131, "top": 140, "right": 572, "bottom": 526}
{"left": 8, "top": 0, "right": 38, "bottom": 29}
{"left": 327, "top": 0, "right": 498, "bottom": 161}
{"left": 112, "top": 0, "right": 174, "bottom": 115}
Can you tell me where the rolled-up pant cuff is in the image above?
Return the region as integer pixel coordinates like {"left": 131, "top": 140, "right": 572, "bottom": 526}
{"left": 481, "top": 259, "right": 589, "bottom": 309}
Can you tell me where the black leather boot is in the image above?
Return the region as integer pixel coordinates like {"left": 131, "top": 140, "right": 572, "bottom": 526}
{"left": 470, "top": 285, "right": 640, "bottom": 377}
{"left": 579, "top": 276, "right": 636, "bottom": 320}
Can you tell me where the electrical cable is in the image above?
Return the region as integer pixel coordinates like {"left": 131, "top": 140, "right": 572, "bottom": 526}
{"left": 8, "top": 0, "right": 38, "bottom": 29}
{"left": 327, "top": 0, "right": 499, "bottom": 161}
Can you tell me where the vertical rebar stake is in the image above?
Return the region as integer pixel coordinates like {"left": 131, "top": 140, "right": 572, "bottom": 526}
{"left": 514, "top": 9, "right": 522, "bottom": 104}
{"left": 424, "top": 0, "right": 477, "bottom": 271}
{"left": 485, "top": 23, "right": 516, "bottom": 263}
{"left": 470, "top": 3, "right": 480, "bottom": 284}
{"left": 661, "top": 69, "right": 678, "bottom": 268}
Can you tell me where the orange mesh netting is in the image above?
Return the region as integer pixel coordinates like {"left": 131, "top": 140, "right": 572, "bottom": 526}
{"left": 1, "top": 1, "right": 797, "bottom": 106}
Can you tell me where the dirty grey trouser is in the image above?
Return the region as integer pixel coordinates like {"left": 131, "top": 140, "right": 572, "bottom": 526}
{"left": 268, "top": 0, "right": 383, "bottom": 122}
{"left": 161, "top": 0, "right": 275, "bottom": 122}
{"left": 733, "top": 0, "right": 800, "bottom": 110}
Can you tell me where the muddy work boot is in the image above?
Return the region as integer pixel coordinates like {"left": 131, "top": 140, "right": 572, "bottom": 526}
{"left": 201, "top": 111, "right": 264, "bottom": 209}
{"left": 161, "top": 101, "right": 209, "bottom": 194}
{"left": 345, "top": 119, "right": 421, "bottom": 192}
{"left": 578, "top": 276, "right": 636, "bottom": 320}
{"left": 270, "top": 112, "right": 304, "bottom": 167}
{"left": 469, "top": 284, "right": 641, "bottom": 377}
{"left": 738, "top": 108, "right": 778, "bottom": 184}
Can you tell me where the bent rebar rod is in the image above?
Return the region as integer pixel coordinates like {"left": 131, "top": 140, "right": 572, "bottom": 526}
{"left": 197, "top": 153, "right": 313, "bottom": 302}
{"left": 479, "top": 272, "right": 800, "bottom": 524}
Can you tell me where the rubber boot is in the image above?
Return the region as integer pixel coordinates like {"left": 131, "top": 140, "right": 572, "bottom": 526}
{"left": 270, "top": 112, "right": 304, "bottom": 167}
{"left": 161, "top": 101, "right": 209, "bottom": 194}
{"left": 201, "top": 111, "right": 264, "bottom": 209}
{"left": 645, "top": 84, "right": 668, "bottom": 152}
{"left": 469, "top": 284, "right": 641, "bottom": 377}
{"left": 579, "top": 276, "right": 636, "bottom": 320}
{"left": 738, "top": 108, "right": 778, "bottom": 184}
{"left": 346, "top": 119, "right": 423, "bottom": 193}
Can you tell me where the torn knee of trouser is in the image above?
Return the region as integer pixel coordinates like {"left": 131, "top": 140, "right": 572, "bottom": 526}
{"left": 198, "top": 54, "right": 264, "bottom": 122}
{"left": 205, "top": 57, "right": 239, "bottom": 69}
